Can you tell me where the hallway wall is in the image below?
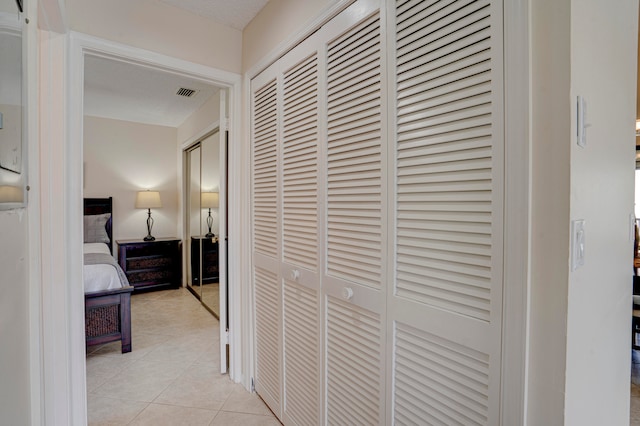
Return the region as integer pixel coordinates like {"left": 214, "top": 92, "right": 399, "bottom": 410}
{"left": 66, "top": 0, "right": 243, "bottom": 74}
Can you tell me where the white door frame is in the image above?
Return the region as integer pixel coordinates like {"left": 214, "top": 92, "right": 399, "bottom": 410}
{"left": 60, "top": 32, "right": 244, "bottom": 422}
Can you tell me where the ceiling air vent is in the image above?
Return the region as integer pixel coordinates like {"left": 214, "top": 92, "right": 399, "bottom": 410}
{"left": 176, "top": 87, "right": 198, "bottom": 97}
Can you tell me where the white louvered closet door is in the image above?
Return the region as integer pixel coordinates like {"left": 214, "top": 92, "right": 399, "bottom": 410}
{"left": 251, "top": 0, "right": 507, "bottom": 424}
{"left": 251, "top": 68, "right": 282, "bottom": 417}
{"left": 279, "top": 33, "right": 322, "bottom": 426}
{"left": 388, "top": 0, "right": 505, "bottom": 424}
{"left": 321, "top": 1, "right": 387, "bottom": 424}
{"left": 251, "top": 31, "right": 324, "bottom": 424}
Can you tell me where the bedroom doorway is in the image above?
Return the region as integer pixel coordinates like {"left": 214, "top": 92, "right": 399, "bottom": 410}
{"left": 75, "top": 36, "right": 239, "bottom": 380}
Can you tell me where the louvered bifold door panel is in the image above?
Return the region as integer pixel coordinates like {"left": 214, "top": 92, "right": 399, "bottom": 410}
{"left": 280, "top": 40, "right": 322, "bottom": 426}
{"left": 251, "top": 73, "right": 282, "bottom": 417}
{"left": 253, "top": 78, "right": 279, "bottom": 258}
{"left": 326, "top": 296, "right": 383, "bottom": 426}
{"left": 323, "top": 2, "right": 387, "bottom": 425}
{"left": 326, "top": 10, "right": 384, "bottom": 290}
{"left": 390, "top": 0, "right": 504, "bottom": 424}
{"left": 253, "top": 263, "right": 282, "bottom": 414}
{"left": 283, "top": 279, "right": 320, "bottom": 425}
{"left": 282, "top": 52, "right": 319, "bottom": 272}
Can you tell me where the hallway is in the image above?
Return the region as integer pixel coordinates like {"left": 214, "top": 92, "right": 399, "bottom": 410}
{"left": 85, "top": 288, "right": 279, "bottom": 425}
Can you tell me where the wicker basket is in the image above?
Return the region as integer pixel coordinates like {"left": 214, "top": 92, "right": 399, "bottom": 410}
{"left": 85, "top": 304, "right": 120, "bottom": 337}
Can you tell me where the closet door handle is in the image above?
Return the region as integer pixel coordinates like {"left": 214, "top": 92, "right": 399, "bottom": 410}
{"left": 291, "top": 269, "right": 300, "bottom": 280}
{"left": 341, "top": 287, "right": 354, "bottom": 300}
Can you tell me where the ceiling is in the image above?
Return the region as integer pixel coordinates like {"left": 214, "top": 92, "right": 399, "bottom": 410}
{"left": 83, "top": 0, "right": 269, "bottom": 127}
{"left": 84, "top": 56, "right": 219, "bottom": 128}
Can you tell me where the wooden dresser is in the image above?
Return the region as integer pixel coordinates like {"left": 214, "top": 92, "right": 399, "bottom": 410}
{"left": 117, "top": 238, "right": 182, "bottom": 292}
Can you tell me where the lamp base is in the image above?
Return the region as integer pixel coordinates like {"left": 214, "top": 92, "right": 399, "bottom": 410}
{"left": 144, "top": 209, "right": 155, "bottom": 242}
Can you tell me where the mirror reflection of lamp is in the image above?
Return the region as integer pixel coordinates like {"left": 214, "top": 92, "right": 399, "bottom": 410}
{"left": 201, "top": 192, "right": 219, "bottom": 238}
{"left": 0, "top": 185, "right": 23, "bottom": 203}
{"left": 135, "top": 190, "right": 161, "bottom": 241}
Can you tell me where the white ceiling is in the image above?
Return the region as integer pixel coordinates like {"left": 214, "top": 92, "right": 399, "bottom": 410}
{"left": 84, "top": 56, "right": 220, "bottom": 127}
{"left": 83, "top": 0, "right": 269, "bottom": 127}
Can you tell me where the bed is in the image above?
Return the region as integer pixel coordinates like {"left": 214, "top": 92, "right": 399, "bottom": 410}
{"left": 83, "top": 197, "right": 133, "bottom": 353}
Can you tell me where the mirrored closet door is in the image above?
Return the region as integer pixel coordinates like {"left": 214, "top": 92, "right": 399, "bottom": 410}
{"left": 186, "top": 144, "right": 202, "bottom": 299}
{"left": 185, "top": 131, "right": 221, "bottom": 318}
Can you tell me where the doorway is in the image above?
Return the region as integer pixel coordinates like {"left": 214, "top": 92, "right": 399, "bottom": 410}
{"left": 65, "top": 33, "right": 243, "bottom": 421}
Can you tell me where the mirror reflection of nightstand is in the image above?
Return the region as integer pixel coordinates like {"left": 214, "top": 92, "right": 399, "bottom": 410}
{"left": 190, "top": 236, "right": 219, "bottom": 285}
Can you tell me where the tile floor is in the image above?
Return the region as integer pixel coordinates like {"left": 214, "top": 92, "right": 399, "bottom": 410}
{"left": 86, "top": 287, "right": 281, "bottom": 425}
{"left": 632, "top": 350, "right": 640, "bottom": 425}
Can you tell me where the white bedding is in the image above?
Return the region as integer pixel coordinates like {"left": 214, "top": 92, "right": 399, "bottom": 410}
{"left": 83, "top": 243, "right": 123, "bottom": 293}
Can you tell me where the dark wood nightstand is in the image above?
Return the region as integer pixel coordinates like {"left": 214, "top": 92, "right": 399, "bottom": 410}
{"left": 117, "top": 238, "right": 182, "bottom": 292}
{"left": 191, "top": 237, "right": 219, "bottom": 285}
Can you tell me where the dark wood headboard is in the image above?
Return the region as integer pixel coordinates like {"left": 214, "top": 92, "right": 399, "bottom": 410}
{"left": 84, "top": 197, "right": 113, "bottom": 253}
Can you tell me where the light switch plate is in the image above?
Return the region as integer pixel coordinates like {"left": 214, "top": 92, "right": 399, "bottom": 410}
{"left": 577, "top": 96, "right": 589, "bottom": 147}
{"left": 571, "top": 219, "right": 585, "bottom": 271}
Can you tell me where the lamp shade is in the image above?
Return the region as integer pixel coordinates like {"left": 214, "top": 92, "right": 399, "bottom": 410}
{"left": 135, "top": 191, "right": 162, "bottom": 209}
{"left": 0, "top": 185, "right": 23, "bottom": 203}
{"left": 201, "top": 192, "right": 219, "bottom": 208}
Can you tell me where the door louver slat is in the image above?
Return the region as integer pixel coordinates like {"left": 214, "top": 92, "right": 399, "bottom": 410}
{"left": 254, "top": 266, "right": 281, "bottom": 407}
{"left": 395, "top": 0, "right": 495, "bottom": 321}
{"left": 326, "top": 12, "right": 382, "bottom": 289}
{"left": 283, "top": 54, "right": 319, "bottom": 272}
{"left": 253, "top": 79, "right": 279, "bottom": 258}
{"left": 284, "top": 280, "right": 319, "bottom": 425}
{"left": 327, "top": 296, "right": 382, "bottom": 426}
{"left": 394, "top": 322, "right": 489, "bottom": 426}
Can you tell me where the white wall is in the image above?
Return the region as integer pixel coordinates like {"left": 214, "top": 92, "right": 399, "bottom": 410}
{"left": 66, "top": 0, "right": 242, "bottom": 74}
{"left": 564, "top": 0, "right": 638, "bottom": 424}
{"left": 242, "top": 0, "right": 331, "bottom": 73}
{"left": 83, "top": 116, "right": 180, "bottom": 246}
{"left": 528, "top": 0, "right": 572, "bottom": 423}
{"left": 177, "top": 90, "right": 220, "bottom": 146}
{"left": 0, "top": 210, "right": 30, "bottom": 423}
{"left": 529, "top": 1, "right": 639, "bottom": 424}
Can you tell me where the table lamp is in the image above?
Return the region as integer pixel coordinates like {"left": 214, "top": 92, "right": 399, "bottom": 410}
{"left": 201, "top": 192, "right": 219, "bottom": 238}
{"left": 135, "top": 190, "right": 161, "bottom": 241}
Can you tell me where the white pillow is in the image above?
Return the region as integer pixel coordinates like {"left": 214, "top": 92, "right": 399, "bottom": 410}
{"left": 84, "top": 213, "right": 111, "bottom": 244}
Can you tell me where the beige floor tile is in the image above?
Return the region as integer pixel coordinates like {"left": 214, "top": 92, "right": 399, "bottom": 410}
{"left": 86, "top": 353, "right": 134, "bottom": 375}
{"left": 87, "top": 395, "right": 148, "bottom": 425}
{"left": 86, "top": 354, "right": 134, "bottom": 392}
{"left": 632, "top": 397, "right": 640, "bottom": 426}
{"left": 87, "top": 288, "right": 279, "bottom": 425}
{"left": 221, "top": 387, "right": 273, "bottom": 416}
{"left": 129, "top": 403, "right": 217, "bottom": 426}
{"left": 92, "top": 359, "right": 186, "bottom": 402}
{"left": 90, "top": 333, "right": 170, "bottom": 361}
{"left": 92, "top": 374, "right": 176, "bottom": 403}
{"left": 192, "top": 346, "right": 221, "bottom": 368}
{"left": 154, "top": 363, "right": 238, "bottom": 410}
{"left": 211, "top": 411, "right": 282, "bottom": 426}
